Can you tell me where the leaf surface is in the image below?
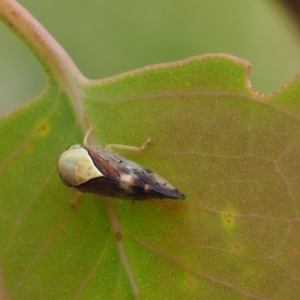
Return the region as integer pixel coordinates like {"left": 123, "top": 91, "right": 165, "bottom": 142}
{"left": 1, "top": 53, "right": 300, "bottom": 299}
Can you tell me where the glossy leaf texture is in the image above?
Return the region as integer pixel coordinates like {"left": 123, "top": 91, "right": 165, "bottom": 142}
{"left": 1, "top": 55, "right": 300, "bottom": 299}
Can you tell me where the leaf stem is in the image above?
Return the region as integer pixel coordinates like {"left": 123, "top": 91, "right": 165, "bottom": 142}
{"left": 0, "top": 0, "right": 88, "bottom": 130}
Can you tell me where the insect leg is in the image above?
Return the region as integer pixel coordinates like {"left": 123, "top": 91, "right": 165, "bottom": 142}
{"left": 83, "top": 126, "right": 93, "bottom": 147}
{"left": 105, "top": 138, "right": 153, "bottom": 152}
{"left": 69, "top": 189, "right": 82, "bottom": 208}
{"left": 83, "top": 114, "right": 153, "bottom": 153}
{"left": 83, "top": 115, "right": 94, "bottom": 146}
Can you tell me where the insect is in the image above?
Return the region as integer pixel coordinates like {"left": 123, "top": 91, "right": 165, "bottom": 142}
{"left": 57, "top": 126, "right": 185, "bottom": 200}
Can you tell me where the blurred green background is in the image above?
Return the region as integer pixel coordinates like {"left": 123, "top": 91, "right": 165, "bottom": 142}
{"left": 1, "top": 0, "right": 300, "bottom": 114}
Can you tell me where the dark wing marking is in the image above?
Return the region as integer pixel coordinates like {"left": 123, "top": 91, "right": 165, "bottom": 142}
{"left": 79, "top": 146, "right": 185, "bottom": 200}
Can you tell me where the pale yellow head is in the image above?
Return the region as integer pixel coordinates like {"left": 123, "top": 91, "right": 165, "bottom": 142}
{"left": 57, "top": 145, "right": 103, "bottom": 187}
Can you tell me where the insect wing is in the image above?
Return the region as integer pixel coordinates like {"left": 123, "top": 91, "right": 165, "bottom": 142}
{"left": 80, "top": 146, "right": 185, "bottom": 200}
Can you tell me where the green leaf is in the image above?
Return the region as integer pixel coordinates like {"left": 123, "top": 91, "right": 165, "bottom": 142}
{"left": 1, "top": 2, "right": 300, "bottom": 300}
